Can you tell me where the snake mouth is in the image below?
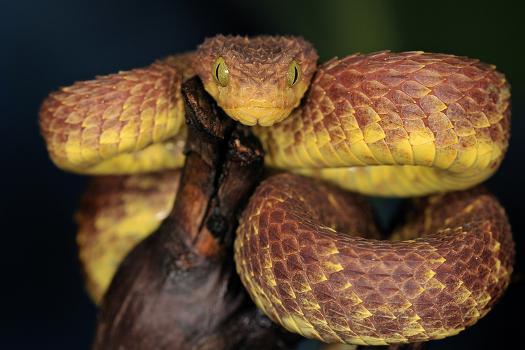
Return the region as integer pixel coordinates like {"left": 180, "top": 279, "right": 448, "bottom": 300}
{"left": 223, "top": 106, "right": 291, "bottom": 126}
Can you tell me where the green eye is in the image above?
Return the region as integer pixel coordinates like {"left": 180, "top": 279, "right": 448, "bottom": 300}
{"left": 212, "top": 57, "right": 229, "bottom": 87}
{"left": 287, "top": 60, "right": 301, "bottom": 87}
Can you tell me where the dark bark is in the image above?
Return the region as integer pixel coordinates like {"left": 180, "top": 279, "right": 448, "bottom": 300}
{"left": 92, "top": 77, "right": 298, "bottom": 350}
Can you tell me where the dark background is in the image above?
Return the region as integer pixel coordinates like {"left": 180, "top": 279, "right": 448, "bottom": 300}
{"left": 1, "top": 0, "right": 524, "bottom": 349}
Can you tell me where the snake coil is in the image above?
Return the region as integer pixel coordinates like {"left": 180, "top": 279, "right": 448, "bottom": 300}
{"left": 39, "top": 35, "right": 513, "bottom": 345}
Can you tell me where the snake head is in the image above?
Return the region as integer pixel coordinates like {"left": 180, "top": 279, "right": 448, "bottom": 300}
{"left": 194, "top": 35, "right": 318, "bottom": 126}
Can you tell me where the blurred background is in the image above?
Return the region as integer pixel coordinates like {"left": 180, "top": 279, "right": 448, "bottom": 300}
{"left": 1, "top": 0, "right": 524, "bottom": 348}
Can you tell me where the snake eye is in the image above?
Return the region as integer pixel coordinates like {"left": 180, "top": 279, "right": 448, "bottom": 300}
{"left": 287, "top": 60, "right": 301, "bottom": 87}
{"left": 212, "top": 57, "right": 229, "bottom": 87}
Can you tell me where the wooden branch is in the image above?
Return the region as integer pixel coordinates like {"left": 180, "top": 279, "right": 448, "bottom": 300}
{"left": 92, "top": 77, "right": 299, "bottom": 350}
{"left": 166, "top": 76, "right": 232, "bottom": 258}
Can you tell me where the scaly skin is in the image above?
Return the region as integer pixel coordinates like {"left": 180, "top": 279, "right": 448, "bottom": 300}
{"left": 235, "top": 174, "right": 514, "bottom": 345}
{"left": 38, "top": 36, "right": 514, "bottom": 344}
{"left": 76, "top": 171, "right": 180, "bottom": 302}
{"left": 255, "top": 51, "right": 510, "bottom": 196}
{"left": 39, "top": 54, "right": 193, "bottom": 174}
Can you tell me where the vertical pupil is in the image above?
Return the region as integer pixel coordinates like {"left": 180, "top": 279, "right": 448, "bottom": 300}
{"left": 293, "top": 66, "right": 298, "bottom": 84}
{"left": 215, "top": 63, "right": 221, "bottom": 80}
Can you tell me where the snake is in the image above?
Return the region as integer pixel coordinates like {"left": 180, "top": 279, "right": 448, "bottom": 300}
{"left": 39, "top": 35, "right": 514, "bottom": 345}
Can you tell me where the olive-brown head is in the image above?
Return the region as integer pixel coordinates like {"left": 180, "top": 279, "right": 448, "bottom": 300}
{"left": 194, "top": 35, "right": 318, "bottom": 126}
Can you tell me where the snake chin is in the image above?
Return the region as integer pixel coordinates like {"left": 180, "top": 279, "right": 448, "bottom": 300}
{"left": 224, "top": 106, "right": 292, "bottom": 126}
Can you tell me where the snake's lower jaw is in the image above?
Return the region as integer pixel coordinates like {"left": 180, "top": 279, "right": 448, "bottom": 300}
{"left": 224, "top": 106, "right": 292, "bottom": 126}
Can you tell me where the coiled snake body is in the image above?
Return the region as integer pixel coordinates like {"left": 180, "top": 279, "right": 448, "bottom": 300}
{"left": 39, "top": 36, "right": 514, "bottom": 345}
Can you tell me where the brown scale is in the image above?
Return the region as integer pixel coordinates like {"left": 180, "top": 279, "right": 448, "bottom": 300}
{"left": 194, "top": 35, "right": 318, "bottom": 85}
{"left": 39, "top": 54, "right": 193, "bottom": 172}
{"left": 261, "top": 51, "right": 510, "bottom": 172}
{"left": 76, "top": 170, "right": 181, "bottom": 301}
{"left": 235, "top": 173, "right": 514, "bottom": 345}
